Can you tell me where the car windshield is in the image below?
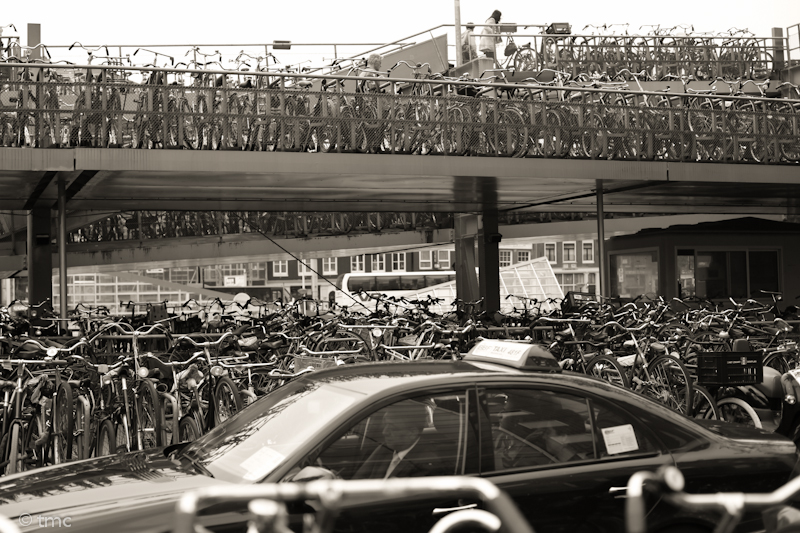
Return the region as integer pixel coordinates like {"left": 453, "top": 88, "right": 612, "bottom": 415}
{"left": 179, "top": 379, "right": 363, "bottom": 483}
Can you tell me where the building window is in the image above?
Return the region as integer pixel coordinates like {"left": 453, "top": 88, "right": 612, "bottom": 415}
{"left": 419, "top": 250, "right": 433, "bottom": 270}
{"left": 273, "top": 260, "right": 288, "bottom": 277}
{"left": 392, "top": 252, "right": 406, "bottom": 272}
{"left": 299, "top": 259, "right": 315, "bottom": 276}
{"left": 517, "top": 250, "right": 530, "bottom": 263}
{"left": 545, "top": 243, "right": 556, "bottom": 262}
{"left": 371, "top": 254, "right": 385, "bottom": 272}
{"left": 351, "top": 255, "right": 365, "bottom": 273}
{"left": 499, "top": 250, "right": 512, "bottom": 267}
{"left": 676, "top": 249, "right": 779, "bottom": 300}
{"left": 437, "top": 250, "right": 452, "bottom": 270}
{"left": 610, "top": 251, "right": 659, "bottom": 298}
{"left": 322, "top": 257, "right": 337, "bottom": 276}
{"left": 563, "top": 242, "right": 576, "bottom": 263}
{"left": 557, "top": 273, "right": 585, "bottom": 293}
{"left": 582, "top": 241, "right": 594, "bottom": 263}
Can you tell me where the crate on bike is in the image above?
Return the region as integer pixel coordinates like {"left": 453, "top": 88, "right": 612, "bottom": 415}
{"left": 696, "top": 352, "right": 763, "bottom": 386}
{"left": 293, "top": 355, "right": 338, "bottom": 371}
{"left": 561, "top": 291, "right": 598, "bottom": 314}
{"left": 545, "top": 23, "right": 571, "bottom": 35}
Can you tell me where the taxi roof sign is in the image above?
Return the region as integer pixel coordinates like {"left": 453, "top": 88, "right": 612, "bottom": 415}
{"left": 464, "top": 339, "right": 560, "bottom": 371}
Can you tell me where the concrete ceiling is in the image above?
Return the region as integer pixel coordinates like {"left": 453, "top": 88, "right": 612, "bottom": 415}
{"left": 0, "top": 148, "right": 798, "bottom": 215}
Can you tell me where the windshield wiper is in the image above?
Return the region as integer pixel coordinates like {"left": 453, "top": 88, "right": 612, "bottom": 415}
{"left": 178, "top": 452, "right": 214, "bottom": 478}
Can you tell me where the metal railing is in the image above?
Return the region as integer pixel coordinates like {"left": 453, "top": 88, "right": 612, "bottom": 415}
{"left": 0, "top": 63, "right": 798, "bottom": 164}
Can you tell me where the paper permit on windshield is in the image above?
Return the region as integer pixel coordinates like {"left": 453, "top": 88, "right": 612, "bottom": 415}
{"left": 601, "top": 424, "right": 639, "bottom": 455}
{"left": 241, "top": 447, "right": 286, "bottom": 480}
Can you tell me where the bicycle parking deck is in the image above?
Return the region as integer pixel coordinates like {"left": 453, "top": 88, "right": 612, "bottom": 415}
{"left": 0, "top": 62, "right": 798, "bottom": 215}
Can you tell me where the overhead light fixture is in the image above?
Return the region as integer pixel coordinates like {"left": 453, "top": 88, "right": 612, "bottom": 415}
{"left": 273, "top": 40, "right": 292, "bottom": 50}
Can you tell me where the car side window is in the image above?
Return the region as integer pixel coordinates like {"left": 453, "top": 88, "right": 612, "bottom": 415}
{"left": 284, "top": 391, "right": 477, "bottom": 481}
{"left": 480, "top": 388, "right": 659, "bottom": 473}
{"left": 484, "top": 389, "right": 595, "bottom": 471}
{"left": 590, "top": 399, "right": 658, "bottom": 458}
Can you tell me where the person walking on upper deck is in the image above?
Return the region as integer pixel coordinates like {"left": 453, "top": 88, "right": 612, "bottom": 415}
{"left": 479, "top": 10, "right": 502, "bottom": 62}
{"left": 461, "top": 22, "right": 477, "bottom": 62}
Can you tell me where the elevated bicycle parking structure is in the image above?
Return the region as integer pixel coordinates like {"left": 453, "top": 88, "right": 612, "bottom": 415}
{"left": 0, "top": 20, "right": 798, "bottom": 317}
{"left": 0, "top": 62, "right": 798, "bottom": 163}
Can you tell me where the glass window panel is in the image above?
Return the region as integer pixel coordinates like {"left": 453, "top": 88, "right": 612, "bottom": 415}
{"left": 610, "top": 252, "right": 659, "bottom": 299}
{"left": 696, "top": 251, "right": 727, "bottom": 300}
{"left": 419, "top": 251, "right": 432, "bottom": 270}
{"left": 351, "top": 255, "right": 365, "bottom": 273}
{"left": 305, "top": 393, "right": 472, "bottom": 480}
{"left": 749, "top": 251, "right": 779, "bottom": 295}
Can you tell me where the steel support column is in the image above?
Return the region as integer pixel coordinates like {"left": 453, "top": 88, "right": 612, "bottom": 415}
{"left": 478, "top": 210, "right": 501, "bottom": 314}
{"left": 58, "top": 177, "right": 68, "bottom": 319}
{"left": 454, "top": 214, "right": 479, "bottom": 304}
{"left": 596, "top": 180, "right": 606, "bottom": 298}
{"left": 26, "top": 206, "right": 52, "bottom": 307}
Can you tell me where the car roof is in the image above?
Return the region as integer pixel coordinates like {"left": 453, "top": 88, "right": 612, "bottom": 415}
{"left": 301, "top": 359, "right": 605, "bottom": 398}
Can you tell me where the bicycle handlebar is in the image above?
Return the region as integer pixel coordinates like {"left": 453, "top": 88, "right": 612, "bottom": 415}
{"left": 173, "top": 331, "right": 237, "bottom": 349}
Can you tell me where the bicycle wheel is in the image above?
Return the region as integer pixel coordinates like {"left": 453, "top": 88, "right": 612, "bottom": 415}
{"left": 213, "top": 376, "right": 243, "bottom": 426}
{"left": 690, "top": 385, "right": 719, "bottom": 419}
{"left": 23, "top": 412, "right": 46, "bottom": 469}
{"left": 136, "top": 380, "right": 163, "bottom": 449}
{"left": 178, "top": 414, "right": 202, "bottom": 442}
{"left": 96, "top": 419, "right": 116, "bottom": 458}
{"left": 514, "top": 47, "right": 539, "bottom": 71}
{"left": 587, "top": 355, "right": 630, "bottom": 389}
{"left": 643, "top": 355, "right": 693, "bottom": 415}
{"left": 73, "top": 396, "right": 89, "bottom": 460}
{"left": 116, "top": 413, "right": 132, "bottom": 453}
{"left": 717, "top": 397, "right": 762, "bottom": 428}
{"left": 4, "top": 423, "right": 21, "bottom": 475}
{"left": 313, "top": 330, "right": 376, "bottom": 361}
{"left": 764, "top": 351, "right": 791, "bottom": 375}
{"left": 55, "top": 381, "right": 74, "bottom": 463}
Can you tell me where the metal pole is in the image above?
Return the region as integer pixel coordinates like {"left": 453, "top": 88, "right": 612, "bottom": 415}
{"left": 58, "top": 177, "right": 68, "bottom": 323}
{"left": 596, "top": 180, "right": 605, "bottom": 298}
{"left": 454, "top": 0, "right": 463, "bottom": 67}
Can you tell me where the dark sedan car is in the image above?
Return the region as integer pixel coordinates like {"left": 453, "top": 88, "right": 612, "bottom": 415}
{"left": 0, "top": 340, "right": 798, "bottom": 533}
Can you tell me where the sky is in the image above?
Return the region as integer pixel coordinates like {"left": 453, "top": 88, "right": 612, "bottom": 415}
{"left": 2, "top": 0, "right": 799, "bottom": 67}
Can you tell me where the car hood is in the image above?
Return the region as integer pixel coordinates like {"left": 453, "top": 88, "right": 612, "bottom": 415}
{"left": 0, "top": 449, "right": 231, "bottom": 532}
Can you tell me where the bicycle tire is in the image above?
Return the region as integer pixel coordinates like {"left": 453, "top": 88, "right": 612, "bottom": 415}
{"left": 5, "top": 423, "right": 21, "bottom": 475}
{"left": 23, "top": 413, "right": 45, "bottom": 469}
{"left": 178, "top": 414, "right": 202, "bottom": 443}
{"left": 55, "top": 381, "right": 74, "bottom": 463}
{"left": 690, "top": 384, "right": 719, "bottom": 419}
{"left": 213, "top": 376, "right": 243, "bottom": 426}
{"left": 643, "top": 355, "right": 693, "bottom": 415}
{"left": 116, "top": 412, "right": 131, "bottom": 453}
{"left": 136, "top": 380, "right": 163, "bottom": 449}
{"left": 96, "top": 418, "right": 116, "bottom": 458}
{"left": 717, "top": 397, "right": 762, "bottom": 428}
{"left": 587, "top": 355, "right": 630, "bottom": 389}
{"left": 73, "top": 396, "right": 89, "bottom": 460}
{"left": 764, "top": 351, "right": 791, "bottom": 375}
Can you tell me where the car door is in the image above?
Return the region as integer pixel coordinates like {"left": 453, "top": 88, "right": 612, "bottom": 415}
{"left": 475, "top": 385, "right": 673, "bottom": 533}
{"left": 279, "top": 388, "right": 482, "bottom": 533}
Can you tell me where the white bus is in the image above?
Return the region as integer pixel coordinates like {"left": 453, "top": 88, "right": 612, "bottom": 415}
{"left": 332, "top": 271, "right": 456, "bottom": 313}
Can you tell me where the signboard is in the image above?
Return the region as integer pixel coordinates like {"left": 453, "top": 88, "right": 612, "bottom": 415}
{"left": 223, "top": 274, "right": 247, "bottom": 287}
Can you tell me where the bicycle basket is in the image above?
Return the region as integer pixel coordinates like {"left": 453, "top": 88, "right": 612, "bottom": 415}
{"left": 696, "top": 352, "right": 763, "bottom": 386}
{"left": 545, "top": 23, "right": 572, "bottom": 35}
{"left": 504, "top": 42, "right": 518, "bottom": 57}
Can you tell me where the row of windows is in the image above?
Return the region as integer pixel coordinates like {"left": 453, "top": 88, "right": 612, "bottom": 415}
{"left": 544, "top": 241, "right": 594, "bottom": 264}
